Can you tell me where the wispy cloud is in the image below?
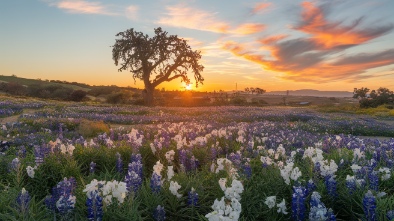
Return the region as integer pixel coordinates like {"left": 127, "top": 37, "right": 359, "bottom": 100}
{"left": 295, "top": 2, "right": 393, "bottom": 49}
{"left": 47, "top": 0, "right": 114, "bottom": 15}
{"left": 125, "top": 5, "right": 139, "bottom": 20}
{"left": 157, "top": 5, "right": 230, "bottom": 33}
{"left": 233, "top": 23, "right": 265, "bottom": 35}
{"left": 221, "top": 1, "right": 394, "bottom": 83}
{"left": 251, "top": 2, "right": 272, "bottom": 14}
{"left": 158, "top": 5, "right": 264, "bottom": 35}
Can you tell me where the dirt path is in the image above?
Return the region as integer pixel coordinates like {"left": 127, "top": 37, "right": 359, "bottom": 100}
{"left": 0, "top": 109, "right": 38, "bottom": 124}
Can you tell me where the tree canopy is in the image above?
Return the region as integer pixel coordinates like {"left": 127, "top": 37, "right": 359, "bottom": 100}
{"left": 112, "top": 27, "right": 204, "bottom": 106}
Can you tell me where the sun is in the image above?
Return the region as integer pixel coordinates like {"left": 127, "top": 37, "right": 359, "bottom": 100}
{"left": 185, "top": 84, "right": 192, "bottom": 90}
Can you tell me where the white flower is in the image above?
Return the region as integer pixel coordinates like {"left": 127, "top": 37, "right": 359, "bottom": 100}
{"left": 353, "top": 148, "right": 365, "bottom": 160}
{"left": 268, "top": 149, "right": 275, "bottom": 156}
{"left": 83, "top": 179, "right": 100, "bottom": 198}
{"left": 290, "top": 167, "right": 302, "bottom": 181}
{"left": 165, "top": 150, "right": 175, "bottom": 162}
{"left": 216, "top": 158, "right": 232, "bottom": 173}
{"left": 379, "top": 167, "right": 391, "bottom": 181}
{"left": 277, "top": 199, "right": 288, "bottom": 214}
{"left": 320, "top": 160, "right": 338, "bottom": 177}
{"left": 150, "top": 143, "right": 156, "bottom": 155}
{"left": 167, "top": 166, "right": 174, "bottom": 181}
{"left": 350, "top": 164, "right": 361, "bottom": 173}
{"left": 169, "top": 181, "right": 182, "bottom": 198}
{"left": 153, "top": 161, "right": 164, "bottom": 176}
{"left": 265, "top": 196, "right": 276, "bottom": 209}
{"left": 26, "top": 166, "right": 35, "bottom": 178}
{"left": 1, "top": 125, "right": 7, "bottom": 130}
{"left": 219, "top": 178, "right": 227, "bottom": 191}
{"left": 261, "top": 156, "right": 273, "bottom": 166}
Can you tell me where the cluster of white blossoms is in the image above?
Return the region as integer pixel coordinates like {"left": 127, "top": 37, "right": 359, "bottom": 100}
{"left": 264, "top": 196, "right": 288, "bottom": 214}
{"left": 353, "top": 148, "right": 365, "bottom": 161}
{"left": 205, "top": 178, "right": 244, "bottom": 221}
{"left": 280, "top": 162, "right": 302, "bottom": 185}
{"left": 83, "top": 179, "right": 128, "bottom": 205}
{"left": 302, "top": 147, "right": 324, "bottom": 164}
{"left": 167, "top": 165, "right": 175, "bottom": 181}
{"left": 48, "top": 139, "right": 75, "bottom": 155}
{"left": 379, "top": 167, "right": 391, "bottom": 181}
{"left": 26, "top": 165, "right": 37, "bottom": 178}
{"left": 153, "top": 161, "right": 164, "bottom": 176}
{"left": 211, "top": 158, "right": 238, "bottom": 179}
{"left": 169, "top": 181, "right": 182, "bottom": 198}
{"left": 320, "top": 160, "right": 338, "bottom": 178}
{"left": 126, "top": 128, "right": 144, "bottom": 148}
{"left": 165, "top": 150, "right": 175, "bottom": 163}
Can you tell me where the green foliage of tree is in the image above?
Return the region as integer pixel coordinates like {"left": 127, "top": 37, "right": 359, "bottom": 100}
{"left": 112, "top": 27, "right": 204, "bottom": 106}
{"left": 69, "top": 89, "right": 87, "bottom": 102}
{"left": 354, "top": 87, "right": 394, "bottom": 108}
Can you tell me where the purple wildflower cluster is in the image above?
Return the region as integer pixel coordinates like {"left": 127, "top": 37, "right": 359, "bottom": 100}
{"left": 125, "top": 154, "right": 143, "bottom": 193}
{"left": 45, "top": 177, "right": 77, "bottom": 214}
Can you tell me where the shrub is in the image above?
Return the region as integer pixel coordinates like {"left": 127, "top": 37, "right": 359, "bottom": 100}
{"left": 106, "top": 91, "right": 133, "bottom": 104}
{"left": 69, "top": 90, "right": 87, "bottom": 102}
{"left": 76, "top": 120, "right": 110, "bottom": 138}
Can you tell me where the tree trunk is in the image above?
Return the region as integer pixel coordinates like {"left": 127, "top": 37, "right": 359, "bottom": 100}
{"left": 142, "top": 86, "right": 154, "bottom": 106}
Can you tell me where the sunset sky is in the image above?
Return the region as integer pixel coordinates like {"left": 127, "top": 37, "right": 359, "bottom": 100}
{"left": 1, "top": 0, "right": 394, "bottom": 92}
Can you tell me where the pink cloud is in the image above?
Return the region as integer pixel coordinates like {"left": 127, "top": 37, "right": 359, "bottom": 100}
{"left": 233, "top": 23, "right": 265, "bottom": 35}
{"left": 252, "top": 2, "right": 272, "bottom": 14}
{"left": 158, "top": 5, "right": 264, "bottom": 35}
{"left": 157, "top": 5, "right": 230, "bottom": 33}
{"left": 296, "top": 2, "right": 393, "bottom": 49}
{"left": 53, "top": 0, "right": 112, "bottom": 15}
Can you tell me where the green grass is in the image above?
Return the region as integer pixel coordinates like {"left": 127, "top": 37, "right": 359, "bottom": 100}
{"left": 0, "top": 75, "right": 90, "bottom": 91}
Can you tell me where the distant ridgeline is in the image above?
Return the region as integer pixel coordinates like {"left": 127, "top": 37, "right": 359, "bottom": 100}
{"left": 0, "top": 75, "right": 139, "bottom": 102}
{"left": 266, "top": 89, "right": 353, "bottom": 97}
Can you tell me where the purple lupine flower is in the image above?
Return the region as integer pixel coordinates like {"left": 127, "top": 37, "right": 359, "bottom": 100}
{"left": 346, "top": 178, "right": 357, "bottom": 194}
{"left": 325, "top": 176, "right": 337, "bottom": 198}
{"left": 368, "top": 171, "right": 379, "bottom": 191}
{"left": 17, "top": 146, "right": 26, "bottom": 158}
{"left": 189, "top": 156, "right": 197, "bottom": 171}
{"left": 58, "top": 123, "right": 63, "bottom": 140}
{"left": 86, "top": 190, "right": 103, "bottom": 221}
{"left": 45, "top": 186, "right": 59, "bottom": 212}
{"left": 178, "top": 149, "right": 188, "bottom": 170}
{"left": 45, "top": 177, "right": 77, "bottom": 214}
{"left": 116, "top": 152, "right": 123, "bottom": 174}
{"left": 387, "top": 210, "right": 394, "bottom": 221}
{"left": 306, "top": 179, "right": 316, "bottom": 195}
{"left": 210, "top": 147, "right": 217, "bottom": 161}
{"left": 309, "top": 192, "right": 336, "bottom": 221}
{"left": 363, "top": 191, "right": 377, "bottom": 221}
{"left": 292, "top": 186, "right": 306, "bottom": 221}
{"left": 243, "top": 162, "right": 252, "bottom": 179}
{"left": 153, "top": 205, "right": 166, "bottom": 221}
{"left": 228, "top": 152, "right": 242, "bottom": 168}
{"left": 16, "top": 188, "right": 31, "bottom": 213}
{"left": 130, "top": 153, "right": 142, "bottom": 164}
{"left": 90, "top": 161, "right": 96, "bottom": 174}
{"left": 10, "top": 157, "right": 20, "bottom": 171}
{"left": 187, "top": 188, "right": 199, "bottom": 207}
{"left": 150, "top": 173, "right": 161, "bottom": 193}
{"left": 125, "top": 159, "right": 143, "bottom": 194}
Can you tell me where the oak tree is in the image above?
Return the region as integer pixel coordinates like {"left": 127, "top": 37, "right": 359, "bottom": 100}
{"left": 112, "top": 27, "right": 204, "bottom": 106}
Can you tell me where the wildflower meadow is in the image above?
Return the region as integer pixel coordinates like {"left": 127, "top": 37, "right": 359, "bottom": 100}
{"left": 1, "top": 97, "right": 394, "bottom": 220}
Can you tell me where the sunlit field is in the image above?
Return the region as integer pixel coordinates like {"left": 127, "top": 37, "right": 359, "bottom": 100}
{"left": 1, "top": 97, "right": 394, "bottom": 221}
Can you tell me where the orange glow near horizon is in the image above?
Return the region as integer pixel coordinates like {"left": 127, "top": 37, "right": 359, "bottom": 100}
{"left": 1, "top": 1, "right": 393, "bottom": 93}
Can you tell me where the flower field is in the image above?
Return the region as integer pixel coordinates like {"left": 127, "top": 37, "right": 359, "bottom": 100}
{"left": 1, "top": 98, "right": 394, "bottom": 220}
